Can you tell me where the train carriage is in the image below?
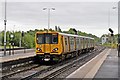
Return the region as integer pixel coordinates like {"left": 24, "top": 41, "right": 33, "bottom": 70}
{"left": 35, "top": 31, "right": 94, "bottom": 62}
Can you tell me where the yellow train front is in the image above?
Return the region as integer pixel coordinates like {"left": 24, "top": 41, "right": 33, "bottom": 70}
{"left": 35, "top": 31, "right": 94, "bottom": 62}
{"left": 35, "top": 31, "right": 63, "bottom": 61}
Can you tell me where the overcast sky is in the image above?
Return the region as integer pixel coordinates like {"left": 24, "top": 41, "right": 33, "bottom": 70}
{"left": 0, "top": 0, "right": 119, "bottom": 37}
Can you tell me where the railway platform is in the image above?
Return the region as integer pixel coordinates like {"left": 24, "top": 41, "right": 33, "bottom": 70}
{"left": 66, "top": 48, "right": 119, "bottom": 79}
{"left": 0, "top": 49, "right": 35, "bottom": 63}
{"left": 0, "top": 49, "right": 35, "bottom": 57}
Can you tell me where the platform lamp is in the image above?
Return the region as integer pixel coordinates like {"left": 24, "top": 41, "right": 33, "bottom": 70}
{"left": 43, "top": 8, "right": 55, "bottom": 32}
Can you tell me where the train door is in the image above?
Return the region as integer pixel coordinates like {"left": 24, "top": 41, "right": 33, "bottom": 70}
{"left": 86, "top": 38, "right": 88, "bottom": 49}
{"left": 80, "top": 38, "right": 83, "bottom": 49}
{"left": 83, "top": 38, "right": 85, "bottom": 49}
{"left": 70, "top": 37, "right": 74, "bottom": 51}
{"left": 64, "top": 36, "right": 69, "bottom": 52}
{"left": 68, "top": 36, "right": 70, "bottom": 51}
{"left": 76, "top": 37, "right": 79, "bottom": 50}
{"left": 74, "top": 37, "right": 76, "bottom": 50}
{"left": 61, "top": 36, "right": 64, "bottom": 52}
{"left": 44, "top": 33, "right": 51, "bottom": 54}
{"left": 79, "top": 38, "right": 80, "bottom": 50}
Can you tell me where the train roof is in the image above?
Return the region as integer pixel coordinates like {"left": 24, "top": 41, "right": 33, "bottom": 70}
{"left": 58, "top": 32, "right": 94, "bottom": 40}
{"left": 36, "top": 31, "right": 94, "bottom": 40}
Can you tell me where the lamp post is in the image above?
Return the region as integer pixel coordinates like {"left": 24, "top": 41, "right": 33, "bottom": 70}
{"left": 4, "top": 0, "right": 7, "bottom": 55}
{"left": 43, "top": 8, "right": 55, "bottom": 32}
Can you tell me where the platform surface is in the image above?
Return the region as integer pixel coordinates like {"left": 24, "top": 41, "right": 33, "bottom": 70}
{"left": 94, "top": 49, "right": 118, "bottom": 78}
{"left": 0, "top": 50, "right": 35, "bottom": 63}
{"left": 0, "top": 49, "right": 35, "bottom": 57}
{"left": 66, "top": 48, "right": 119, "bottom": 79}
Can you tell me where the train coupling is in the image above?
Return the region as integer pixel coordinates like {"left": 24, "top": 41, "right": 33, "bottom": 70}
{"left": 44, "top": 53, "right": 50, "bottom": 61}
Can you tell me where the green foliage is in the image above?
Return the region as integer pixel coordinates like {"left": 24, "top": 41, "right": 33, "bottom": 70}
{"left": 23, "top": 33, "right": 35, "bottom": 48}
{"left": 1, "top": 28, "right": 118, "bottom": 48}
{"left": 0, "top": 30, "right": 36, "bottom": 48}
{"left": 0, "top": 31, "right": 3, "bottom": 46}
{"left": 0, "top": 32, "right": 3, "bottom": 46}
{"left": 13, "top": 32, "right": 21, "bottom": 46}
{"left": 68, "top": 28, "right": 75, "bottom": 34}
{"left": 102, "top": 43, "right": 117, "bottom": 48}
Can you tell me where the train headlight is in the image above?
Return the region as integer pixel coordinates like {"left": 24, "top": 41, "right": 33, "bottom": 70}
{"left": 37, "top": 48, "right": 42, "bottom": 52}
{"left": 52, "top": 48, "right": 58, "bottom": 52}
{"left": 37, "top": 48, "right": 40, "bottom": 51}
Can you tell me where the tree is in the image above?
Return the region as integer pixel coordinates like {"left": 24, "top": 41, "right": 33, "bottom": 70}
{"left": 55, "top": 26, "right": 57, "bottom": 31}
{"left": 23, "top": 33, "right": 35, "bottom": 48}
{"left": 58, "top": 26, "right": 62, "bottom": 32}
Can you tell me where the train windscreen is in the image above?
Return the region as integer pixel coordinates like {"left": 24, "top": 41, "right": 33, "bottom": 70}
{"left": 36, "top": 33, "right": 58, "bottom": 44}
{"left": 52, "top": 34, "right": 58, "bottom": 44}
{"left": 36, "top": 34, "right": 44, "bottom": 44}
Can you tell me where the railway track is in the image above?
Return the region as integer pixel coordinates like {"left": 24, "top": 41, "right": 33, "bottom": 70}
{"left": 1, "top": 46, "right": 105, "bottom": 80}
{"left": 2, "top": 65, "right": 51, "bottom": 80}
{"left": 1, "top": 56, "right": 35, "bottom": 73}
{"left": 2, "top": 64, "right": 40, "bottom": 79}
{"left": 37, "top": 46, "right": 105, "bottom": 79}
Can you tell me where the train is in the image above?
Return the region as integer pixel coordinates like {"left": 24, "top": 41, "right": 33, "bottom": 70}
{"left": 35, "top": 31, "right": 95, "bottom": 62}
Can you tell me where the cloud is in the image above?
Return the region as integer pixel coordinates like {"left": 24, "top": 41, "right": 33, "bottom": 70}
{"left": 0, "top": 2, "right": 118, "bottom": 37}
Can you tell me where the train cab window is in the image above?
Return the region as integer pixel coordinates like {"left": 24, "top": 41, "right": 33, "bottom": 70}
{"left": 52, "top": 34, "right": 58, "bottom": 44}
{"left": 45, "top": 34, "right": 51, "bottom": 44}
{"left": 45, "top": 36, "right": 50, "bottom": 44}
{"left": 36, "top": 34, "right": 44, "bottom": 44}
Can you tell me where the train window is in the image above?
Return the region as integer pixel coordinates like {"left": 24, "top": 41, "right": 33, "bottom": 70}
{"left": 83, "top": 38, "right": 84, "bottom": 44}
{"left": 81, "top": 38, "right": 82, "bottom": 44}
{"left": 70, "top": 37, "right": 74, "bottom": 45}
{"left": 70, "top": 37, "right": 72, "bottom": 45}
{"left": 86, "top": 39, "right": 87, "bottom": 44}
{"left": 52, "top": 34, "right": 58, "bottom": 44}
{"left": 76, "top": 38, "right": 79, "bottom": 44}
{"left": 45, "top": 36, "right": 50, "bottom": 44}
{"left": 37, "top": 34, "right": 44, "bottom": 44}
{"left": 45, "top": 34, "right": 51, "bottom": 44}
